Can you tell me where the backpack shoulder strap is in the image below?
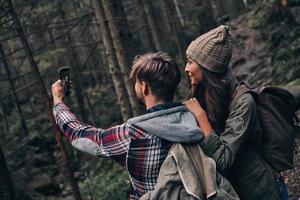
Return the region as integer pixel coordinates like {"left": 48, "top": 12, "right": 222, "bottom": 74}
{"left": 230, "top": 83, "right": 251, "bottom": 111}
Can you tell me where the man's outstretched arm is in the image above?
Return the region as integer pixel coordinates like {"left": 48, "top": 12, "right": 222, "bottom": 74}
{"left": 51, "top": 80, "right": 130, "bottom": 161}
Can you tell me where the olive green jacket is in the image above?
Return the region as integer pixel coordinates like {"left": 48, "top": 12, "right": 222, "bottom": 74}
{"left": 200, "top": 93, "right": 280, "bottom": 200}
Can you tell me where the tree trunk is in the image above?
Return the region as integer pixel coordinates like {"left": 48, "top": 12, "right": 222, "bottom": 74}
{"left": 6, "top": 1, "right": 82, "bottom": 199}
{"left": 243, "top": 0, "right": 256, "bottom": 8}
{"left": 130, "top": 0, "right": 156, "bottom": 52}
{"left": 200, "top": 0, "right": 218, "bottom": 32}
{"left": 90, "top": 0, "right": 133, "bottom": 120}
{"left": 157, "top": 0, "right": 172, "bottom": 33}
{"left": 70, "top": 0, "right": 104, "bottom": 88}
{"left": 161, "top": 0, "right": 185, "bottom": 62}
{"left": 185, "top": 0, "right": 217, "bottom": 34}
{"left": 211, "top": 0, "right": 227, "bottom": 19}
{"left": 89, "top": 24, "right": 110, "bottom": 85}
{"left": 0, "top": 145, "right": 15, "bottom": 200}
{"left": 172, "top": 0, "right": 185, "bottom": 26}
{"left": 95, "top": 48, "right": 110, "bottom": 85}
{"left": 57, "top": 5, "right": 90, "bottom": 123}
{"left": 85, "top": 93, "right": 97, "bottom": 125}
{"left": 140, "top": 0, "right": 163, "bottom": 51}
{"left": 102, "top": 0, "right": 143, "bottom": 116}
{"left": 232, "top": 0, "right": 246, "bottom": 15}
{"left": 0, "top": 100, "right": 9, "bottom": 136}
{"left": 0, "top": 44, "right": 29, "bottom": 136}
{"left": 220, "top": 0, "right": 246, "bottom": 17}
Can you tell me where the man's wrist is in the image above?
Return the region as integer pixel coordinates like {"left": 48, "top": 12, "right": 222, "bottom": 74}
{"left": 53, "top": 98, "right": 63, "bottom": 106}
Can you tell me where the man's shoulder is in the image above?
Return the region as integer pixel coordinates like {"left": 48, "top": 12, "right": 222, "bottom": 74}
{"left": 125, "top": 122, "right": 154, "bottom": 139}
{"left": 127, "top": 105, "right": 188, "bottom": 124}
{"left": 126, "top": 106, "right": 203, "bottom": 143}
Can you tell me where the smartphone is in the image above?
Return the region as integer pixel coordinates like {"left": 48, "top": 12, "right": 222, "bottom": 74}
{"left": 58, "top": 66, "right": 71, "bottom": 96}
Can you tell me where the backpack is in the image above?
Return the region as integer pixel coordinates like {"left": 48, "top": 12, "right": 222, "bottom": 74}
{"left": 231, "top": 82, "right": 299, "bottom": 172}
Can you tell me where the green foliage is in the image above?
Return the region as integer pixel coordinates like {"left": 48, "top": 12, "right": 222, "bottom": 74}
{"left": 36, "top": 48, "right": 66, "bottom": 71}
{"left": 1, "top": 97, "right": 15, "bottom": 116}
{"left": 241, "top": 0, "right": 300, "bottom": 85}
{"left": 247, "top": 0, "right": 289, "bottom": 29}
{"left": 268, "top": 25, "right": 300, "bottom": 84}
{"left": 27, "top": 114, "right": 51, "bottom": 134}
{"left": 80, "top": 159, "right": 129, "bottom": 200}
{"left": 14, "top": 190, "right": 32, "bottom": 200}
{"left": 87, "top": 85, "right": 122, "bottom": 128}
{"left": 284, "top": 78, "right": 300, "bottom": 87}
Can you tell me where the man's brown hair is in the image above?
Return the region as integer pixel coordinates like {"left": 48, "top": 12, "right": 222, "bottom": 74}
{"left": 130, "top": 52, "right": 181, "bottom": 101}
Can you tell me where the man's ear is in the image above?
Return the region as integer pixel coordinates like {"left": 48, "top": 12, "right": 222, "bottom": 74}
{"left": 141, "top": 81, "right": 149, "bottom": 96}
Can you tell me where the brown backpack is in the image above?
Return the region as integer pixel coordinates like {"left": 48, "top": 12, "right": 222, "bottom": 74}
{"left": 231, "top": 82, "right": 299, "bottom": 172}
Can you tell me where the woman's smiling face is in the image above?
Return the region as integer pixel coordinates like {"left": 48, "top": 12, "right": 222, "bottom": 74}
{"left": 185, "top": 57, "right": 203, "bottom": 85}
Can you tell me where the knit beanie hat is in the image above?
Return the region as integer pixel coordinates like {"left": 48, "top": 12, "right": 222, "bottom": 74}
{"left": 186, "top": 25, "right": 232, "bottom": 74}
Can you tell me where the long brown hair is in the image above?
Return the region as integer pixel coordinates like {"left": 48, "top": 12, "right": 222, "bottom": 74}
{"left": 190, "top": 67, "right": 236, "bottom": 133}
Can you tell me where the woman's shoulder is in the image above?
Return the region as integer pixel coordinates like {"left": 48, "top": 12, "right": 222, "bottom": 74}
{"left": 239, "top": 92, "right": 255, "bottom": 103}
{"left": 231, "top": 92, "right": 256, "bottom": 112}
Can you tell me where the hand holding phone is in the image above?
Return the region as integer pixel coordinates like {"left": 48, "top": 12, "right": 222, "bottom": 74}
{"left": 58, "top": 66, "right": 71, "bottom": 96}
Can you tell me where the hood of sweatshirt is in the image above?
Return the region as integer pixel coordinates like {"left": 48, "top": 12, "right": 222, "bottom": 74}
{"left": 127, "top": 105, "right": 204, "bottom": 143}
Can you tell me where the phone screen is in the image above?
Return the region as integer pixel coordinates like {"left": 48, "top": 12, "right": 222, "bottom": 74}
{"left": 58, "top": 66, "right": 71, "bottom": 96}
{"left": 59, "top": 67, "right": 70, "bottom": 80}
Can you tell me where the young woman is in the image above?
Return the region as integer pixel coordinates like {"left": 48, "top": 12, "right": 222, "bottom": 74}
{"left": 184, "top": 25, "right": 288, "bottom": 200}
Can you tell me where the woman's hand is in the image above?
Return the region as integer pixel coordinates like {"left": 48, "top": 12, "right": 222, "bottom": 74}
{"left": 184, "top": 98, "right": 213, "bottom": 137}
{"left": 184, "top": 97, "right": 206, "bottom": 117}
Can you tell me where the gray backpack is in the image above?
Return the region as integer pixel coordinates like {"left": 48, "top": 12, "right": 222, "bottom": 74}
{"left": 140, "top": 144, "right": 239, "bottom": 200}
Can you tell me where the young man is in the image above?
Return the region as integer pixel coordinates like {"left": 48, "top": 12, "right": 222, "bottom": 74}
{"left": 51, "top": 52, "right": 204, "bottom": 200}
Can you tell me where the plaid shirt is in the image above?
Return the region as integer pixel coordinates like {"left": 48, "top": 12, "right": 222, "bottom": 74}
{"left": 53, "top": 103, "right": 174, "bottom": 200}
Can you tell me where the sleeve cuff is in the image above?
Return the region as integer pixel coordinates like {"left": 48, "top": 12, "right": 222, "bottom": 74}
{"left": 200, "top": 131, "right": 222, "bottom": 156}
{"left": 53, "top": 102, "right": 69, "bottom": 117}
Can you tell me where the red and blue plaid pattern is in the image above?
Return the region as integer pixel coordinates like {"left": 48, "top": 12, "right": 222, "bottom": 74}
{"left": 53, "top": 103, "right": 172, "bottom": 200}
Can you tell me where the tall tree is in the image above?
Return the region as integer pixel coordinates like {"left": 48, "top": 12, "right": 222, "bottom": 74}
{"left": 231, "top": 0, "right": 246, "bottom": 16}
{"left": 160, "top": 0, "right": 185, "bottom": 62}
{"left": 102, "top": 0, "right": 142, "bottom": 116}
{"left": 87, "top": 21, "right": 111, "bottom": 85}
{"left": 126, "top": 0, "right": 156, "bottom": 52}
{"left": 184, "top": 0, "right": 217, "bottom": 34}
{"left": 57, "top": 3, "right": 90, "bottom": 123}
{"left": 215, "top": 0, "right": 245, "bottom": 17}
{"left": 0, "top": 100, "right": 9, "bottom": 135}
{"left": 0, "top": 43, "right": 29, "bottom": 136}
{"left": 0, "top": 145, "right": 15, "bottom": 200}
{"left": 6, "top": 0, "right": 82, "bottom": 199}
{"left": 199, "top": 0, "right": 218, "bottom": 32}
{"left": 140, "top": 0, "right": 163, "bottom": 51}
{"left": 172, "top": 0, "right": 185, "bottom": 26}
{"left": 211, "top": 0, "right": 227, "bottom": 20}
{"left": 90, "top": 0, "right": 133, "bottom": 120}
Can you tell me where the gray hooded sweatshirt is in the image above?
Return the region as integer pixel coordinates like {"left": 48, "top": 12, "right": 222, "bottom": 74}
{"left": 128, "top": 105, "right": 203, "bottom": 143}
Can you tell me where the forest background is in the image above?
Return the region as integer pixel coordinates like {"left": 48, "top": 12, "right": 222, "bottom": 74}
{"left": 1, "top": 0, "right": 300, "bottom": 199}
